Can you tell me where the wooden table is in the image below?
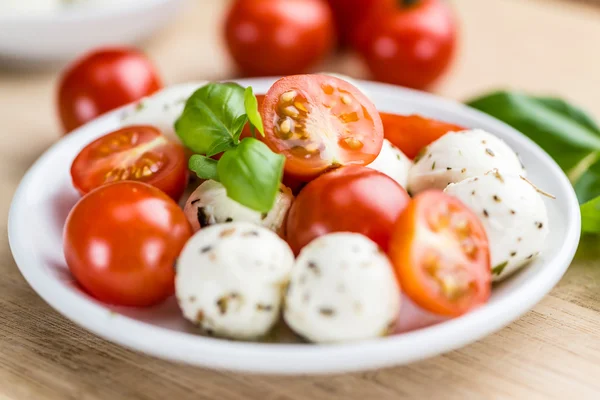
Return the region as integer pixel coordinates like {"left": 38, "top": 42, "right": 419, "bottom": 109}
{"left": 2, "top": 0, "right": 600, "bottom": 398}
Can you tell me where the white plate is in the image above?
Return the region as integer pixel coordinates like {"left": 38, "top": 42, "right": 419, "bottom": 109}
{"left": 0, "top": 0, "right": 185, "bottom": 67}
{"left": 8, "top": 78, "right": 581, "bottom": 375}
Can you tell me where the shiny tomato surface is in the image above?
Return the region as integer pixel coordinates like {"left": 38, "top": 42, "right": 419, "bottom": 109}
{"left": 286, "top": 165, "right": 410, "bottom": 254}
{"left": 58, "top": 47, "right": 162, "bottom": 132}
{"left": 63, "top": 182, "right": 192, "bottom": 307}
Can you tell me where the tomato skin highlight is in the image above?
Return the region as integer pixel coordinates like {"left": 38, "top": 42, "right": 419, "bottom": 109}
{"left": 286, "top": 165, "right": 410, "bottom": 254}
{"left": 224, "top": 0, "right": 335, "bottom": 76}
{"left": 380, "top": 112, "right": 464, "bottom": 159}
{"left": 388, "top": 191, "right": 491, "bottom": 317}
{"left": 262, "top": 75, "right": 384, "bottom": 180}
{"left": 58, "top": 47, "right": 162, "bottom": 133}
{"left": 63, "top": 181, "right": 193, "bottom": 307}
{"left": 356, "top": 0, "right": 457, "bottom": 90}
{"left": 70, "top": 126, "right": 188, "bottom": 201}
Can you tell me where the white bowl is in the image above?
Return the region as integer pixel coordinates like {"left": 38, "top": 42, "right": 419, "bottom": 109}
{"left": 8, "top": 78, "right": 581, "bottom": 375}
{"left": 0, "top": 0, "right": 185, "bottom": 67}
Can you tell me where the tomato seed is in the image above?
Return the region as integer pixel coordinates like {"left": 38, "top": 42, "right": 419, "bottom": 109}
{"left": 342, "top": 137, "right": 363, "bottom": 150}
{"left": 294, "top": 101, "right": 308, "bottom": 112}
{"left": 281, "top": 90, "right": 297, "bottom": 103}
{"left": 341, "top": 94, "right": 352, "bottom": 105}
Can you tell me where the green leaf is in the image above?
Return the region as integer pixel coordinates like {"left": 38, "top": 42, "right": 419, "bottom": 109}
{"left": 581, "top": 196, "right": 600, "bottom": 233}
{"left": 217, "top": 138, "right": 285, "bottom": 213}
{"left": 467, "top": 91, "right": 600, "bottom": 174}
{"left": 175, "top": 83, "right": 247, "bottom": 154}
{"left": 188, "top": 155, "right": 219, "bottom": 181}
{"left": 244, "top": 86, "right": 265, "bottom": 137}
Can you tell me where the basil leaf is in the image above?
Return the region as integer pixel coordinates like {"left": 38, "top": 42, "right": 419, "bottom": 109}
{"left": 244, "top": 86, "right": 265, "bottom": 137}
{"left": 175, "top": 83, "right": 247, "bottom": 154}
{"left": 467, "top": 91, "right": 600, "bottom": 174}
{"left": 581, "top": 196, "right": 600, "bottom": 233}
{"left": 189, "top": 155, "right": 219, "bottom": 181}
{"left": 217, "top": 138, "right": 285, "bottom": 213}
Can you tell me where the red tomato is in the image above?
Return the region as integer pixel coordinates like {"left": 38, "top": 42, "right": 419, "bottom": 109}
{"left": 286, "top": 165, "right": 410, "bottom": 254}
{"left": 63, "top": 181, "right": 193, "bottom": 307}
{"left": 262, "top": 74, "right": 384, "bottom": 180}
{"left": 326, "top": 0, "right": 379, "bottom": 46}
{"left": 58, "top": 47, "right": 162, "bottom": 133}
{"left": 380, "top": 112, "right": 464, "bottom": 159}
{"left": 224, "top": 0, "right": 335, "bottom": 76}
{"left": 388, "top": 191, "right": 491, "bottom": 317}
{"left": 70, "top": 126, "right": 188, "bottom": 201}
{"left": 356, "top": 0, "right": 457, "bottom": 89}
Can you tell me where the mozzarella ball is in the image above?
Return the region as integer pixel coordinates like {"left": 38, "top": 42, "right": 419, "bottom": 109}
{"left": 284, "top": 233, "right": 401, "bottom": 343}
{"left": 367, "top": 139, "right": 412, "bottom": 188}
{"left": 176, "top": 222, "right": 294, "bottom": 339}
{"left": 183, "top": 180, "right": 294, "bottom": 236}
{"left": 120, "top": 83, "right": 205, "bottom": 142}
{"left": 445, "top": 171, "right": 549, "bottom": 281}
{"left": 407, "top": 129, "right": 525, "bottom": 194}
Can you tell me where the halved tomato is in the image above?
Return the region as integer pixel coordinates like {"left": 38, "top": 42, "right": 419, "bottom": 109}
{"left": 388, "top": 191, "right": 491, "bottom": 317}
{"left": 380, "top": 113, "right": 464, "bottom": 159}
{"left": 261, "top": 75, "right": 384, "bottom": 180}
{"left": 71, "top": 125, "right": 188, "bottom": 201}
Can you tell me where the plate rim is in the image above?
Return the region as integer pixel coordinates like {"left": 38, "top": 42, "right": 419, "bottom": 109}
{"left": 8, "top": 77, "right": 582, "bottom": 375}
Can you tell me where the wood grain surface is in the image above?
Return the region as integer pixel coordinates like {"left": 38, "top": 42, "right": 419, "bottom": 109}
{"left": 2, "top": 0, "right": 600, "bottom": 398}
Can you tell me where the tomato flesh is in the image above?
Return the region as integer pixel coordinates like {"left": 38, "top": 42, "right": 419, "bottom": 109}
{"left": 71, "top": 125, "right": 188, "bottom": 201}
{"left": 286, "top": 165, "right": 410, "bottom": 254}
{"left": 389, "top": 191, "right": 491, "bottom": 316}
{"left": 262, "top": 75, "right": 384, "bottom": 180}
{"left": 381, "top": 112, "right": 464, "bottom": 159}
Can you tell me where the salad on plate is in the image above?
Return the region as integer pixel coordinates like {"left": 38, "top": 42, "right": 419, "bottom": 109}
{"left": 60, "top": 73, "right": 553, "bottom": 343}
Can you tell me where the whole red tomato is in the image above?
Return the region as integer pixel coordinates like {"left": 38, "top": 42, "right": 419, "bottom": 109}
{"left": 356, "top": 0, "right": 457, "bottom": 89}
{"left": 286, "top": 165, "right": 410, "bottom": 254}
{"left": 58, "top": 47, "right": 162, "bottom": 133}
{"left": 63, "top": 181, "right": 192, "bottom": 307}
{"left": 224, "top": 0, "right": 336, "bottom": 76}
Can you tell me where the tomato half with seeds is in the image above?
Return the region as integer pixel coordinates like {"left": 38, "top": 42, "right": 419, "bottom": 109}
{"left": 71, "top": 125, "right": 188, "bottom": 201}
{"left": 389, "top": 191, "right": 491, "bottom": 317}
{"left": 262, "top": 75, "right": 384, "bottom": 180}
{"left": 381, "top": 112, "right": 464, "bottom": 159}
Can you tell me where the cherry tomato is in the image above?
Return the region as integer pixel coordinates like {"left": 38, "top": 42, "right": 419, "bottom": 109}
{"left": 380, "top": 112, "right": 464, "bottom": 159}
{"left": 58, "top": 47, "right": 162, "bottom": 133}
{"left": 262, "top": 74, "right": 384, "bottom": 180}
{"left": 224, "top": 0, "right": 335, "bottom": 76}
{"left": 63, "top": 181, "right": 193, "bottom": 307}
{"left": 71, "top": 126, "right": 188, "bottom": 201}
{"left": 356, "top": 0, "right": 457, "bottom": 89}
{"left": 326, "top": 0, "right": 379, "bottom": 46}
{"left": 286, "top": 165, "right": 410, "bottom": 254}
{"left": 388, "top": 191, "right": 491, "bottom": 317}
